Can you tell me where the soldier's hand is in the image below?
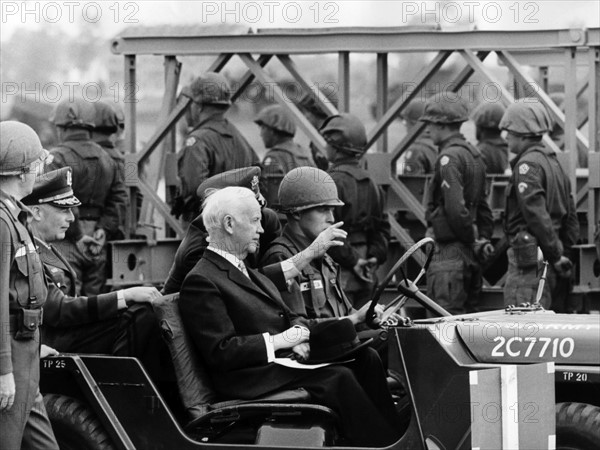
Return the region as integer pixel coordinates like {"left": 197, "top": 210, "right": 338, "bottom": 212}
{"left": 124, "top": 286, "right": 162, "bottom": 304}
{"left": 76, "top": 235, "right": 102, "bottom": 257}
{"left": 90, "top": 228, "right": 106, "bottom": 255}
{"left": 306, "top": 222, "right": 347, "bottom": 258}
{"left": 0, "top": 373, "right": 16, "bottom": 411}
{"left": 353, "top": 258, "right": 373, "bottom": 283}
{"left": 553, "top": 256, "right": 573, "bottom": 278}
{"left": 40, "top": 345, "right": 59, "bottom": 359}
{"left": 350, "top": 303, "right": 383, "bottom": 326}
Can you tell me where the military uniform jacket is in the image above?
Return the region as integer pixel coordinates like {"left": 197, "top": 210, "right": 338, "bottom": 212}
{"left": 177, "top": 115, "right": 260, "bottom": 217}
{"left": 96, "top": 140, "right": 128, "bottom": 239}
{"left": 504, "top": 143, "right": 579, "bottom": 264}
{"left": 260, "top": 226, "right": 355, "bottom": 320}
{"left": 401, "top": 138, "right": 437, "bottom": 175}
{"left": 426, "top": 133, "right": 494, "bottom": 244}
{"left": 37, "top": 238, "right": 119, "bottom": 328}
{"left": 477, "top": 136, "right": 509, "bottom": 174}
{"left": 328, "top": 158, "right": 390, "bottom": 268}
{"left": 0, "top": 191, "right": 47, "bottom": 375}
{"left": 179, "top": 250, "right": 316, "bottom": 399}
{"left": 262, "top": 140, "right": 315, "bottom": 176}
{"left": 48, "top": 131, "right": 127, "bottom": 240}
{"left": 162, "top": 207, "right": 282, "bottom": 295}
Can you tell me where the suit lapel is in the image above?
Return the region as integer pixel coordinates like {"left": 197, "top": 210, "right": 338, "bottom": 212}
{"left": 205, "top": 250, "right": 281, "bottom": 305}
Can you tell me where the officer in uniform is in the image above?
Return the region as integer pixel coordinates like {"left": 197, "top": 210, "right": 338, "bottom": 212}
{"left": 255, "top": 105, "right": 315, "bottom": 207}
{"left": 48, "top": 97, "right": 128, "bottom": 296}
{"left": 321, "top": 114, "right": 390, "bottom": 308}
{"left": 296, "top": 87, "right": 339, "bottom": 171}
{"left": 0, "top": 121, "right": 59, "bottom": 449}
{"left": 92, "top": 100, "right": 129, "bottom": 239}
{"left": 261, "top": 166, "right": 387, "bottom": 327}
{"left": 471, "top": 102, "right": 508, "bottom": 174}
{"left": 500, "top": 100, "right": 579, "bottom": 311}
{"left": 174, "top": 72, "right": 260, "bottom": 224}
{"left": 397, "top": 99, "right": 437, "bottom": 175}
{"left": 22, "top": 167, "right": 164, "bottom": 378}
{"left": 421, "top": 94, "right": 494, "bottom": 314}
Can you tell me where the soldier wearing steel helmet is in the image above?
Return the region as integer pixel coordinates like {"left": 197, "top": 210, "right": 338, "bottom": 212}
{"left": 92, "top": 100, "right": 129, "bottom": 240}
{"left": 321, "top": 114, "right": 390, "bottom": 308}
{"left": 397, "top": 98, "right": 437, "bottom": 175}
{"left": 261, "top": 166, "right": 388, "bottom": 326}
{"left": 255, "top": 104, "right": 316, "bottom": 206}
{"left": 47, "top": 97, "right": 128, "bottom": 296}
{"left": 174, "top": 73, "right": 260, "bottom": 224}
{"left": 0, "top": 121, "right": 59, "bottom": 449}
{"left": 471, "top": 101, "right": 508, "bottom": 174}
{"left": 500, "top": 99, "right": 579, "bottom": 311}
{"left": 421, "top": 93, "right": 494, "bottom": 314}
{"left": 296, "top": 87, "right": 339, "bottom": 171}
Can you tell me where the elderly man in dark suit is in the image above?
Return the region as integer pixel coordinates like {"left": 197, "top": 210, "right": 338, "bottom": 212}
{"left": 179, "top": 186, "right": 402, "bottom": 447}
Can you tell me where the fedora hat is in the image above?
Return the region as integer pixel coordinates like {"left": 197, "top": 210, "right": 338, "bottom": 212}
{"left": 301, "top": 319, "right": 372, "bottom": 365}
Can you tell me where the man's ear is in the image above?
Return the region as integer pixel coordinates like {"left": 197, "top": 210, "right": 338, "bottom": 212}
{"left": 223, "top": 214, "right": 234, "bottom": 234}
{"left": 30, "top": 205, "right": 43, "bottom": 222}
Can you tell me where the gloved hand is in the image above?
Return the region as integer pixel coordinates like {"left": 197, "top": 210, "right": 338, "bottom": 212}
{"left": 76, "top": 235, "right": 102, "bottom": 258}
{"left": 89, "top": 228, "right": 106, "bottom": 256}
{"left": 553, "top": 256, "right": 573, "bottom": 278}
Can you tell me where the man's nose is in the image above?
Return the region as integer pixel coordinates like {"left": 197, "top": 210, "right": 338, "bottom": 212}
{"left": 325, "top": 209, "right": 335, "bottom": 222}
{"left": 66, "top": 210, "right": 75, "bottom": 222}
{"left": 258, "top": 222, "right": 264, "bottom": 234}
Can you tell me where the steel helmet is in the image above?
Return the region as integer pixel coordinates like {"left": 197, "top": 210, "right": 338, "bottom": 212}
{"left": 320, "top": 113, "right": 367, "bottom": 155}
{"left": 471, "top": 102, "right": 506, "bottom": 129}
{"left": 0, "top": 121, "right": 47, "bottom": 175}
{"left": 278, "top": 166, "right": 344, "bottom": 213}
{"left": 50, "top": 98, "right": 96, "bottom": 129}
{"left": 94, "top": 100, "right": 120, "bottom": 133}
{"left": 189, "top": 72, "right": 232, "bottom": 106}
{"left": 499, "top": 100, "right": 552, "bottom": 136}
{"left": 400, "top": 99, "right": 427, "bottom": 122}
{"left": 297, "top": 87, "right": 339, "bottom": 118}
{"left": 254, "top": 105, "right": 296, "bottom": 136}
{"left": 420, "top": 93, "right": 470, "bottom": 124}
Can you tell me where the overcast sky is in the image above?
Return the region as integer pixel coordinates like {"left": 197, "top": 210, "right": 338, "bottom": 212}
{"left": 2, "top": 1, "right": 599, "bottom": 40}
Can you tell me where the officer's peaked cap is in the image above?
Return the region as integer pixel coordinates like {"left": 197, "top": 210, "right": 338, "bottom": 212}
{"left": 22, "top": 167, "right": 81, "bottom": 208}
{"left": 197, "top": 166, "right": 261, "bottom": 200}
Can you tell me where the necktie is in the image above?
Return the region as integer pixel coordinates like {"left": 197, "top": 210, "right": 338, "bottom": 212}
{"left": 238, "top": 261, "right": 250, "bottom": 279}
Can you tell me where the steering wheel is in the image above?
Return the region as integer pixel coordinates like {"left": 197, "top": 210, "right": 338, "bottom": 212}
{"left": 366, "top": 237, "right": 440, "bottom": 329}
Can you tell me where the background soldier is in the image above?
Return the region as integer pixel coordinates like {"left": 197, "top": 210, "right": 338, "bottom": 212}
{"left": 296, "top": 87, "right": 339, "bottom": 171}
{"left": 421, "top": 94, "right": 494, "bottom": 314}
{"left": 255, "top": 104, "right": 315, "bottom": 207}
{"left": 174, "top": 72, "right": 260, "bottom": 224}
{"left": 321, "top": 113, "right": 390, "bottom": 308}
{"left": 48, "top": 97, "right": 128, "bottom": 295}
{"left": 22, "top": 167, "right": 164, "bottom": 379}
{"left": 500, "top": 100, "right": 579, "bottom": 311}
{"left": 0, "top": 121, "right": 58, "bottom": 449}
{"left": 471, "top": 102, "right": 508, "bottom": 174}
{"left": 397, "top": 98, "right": 437, "bottom": 175}
{"left": 92, "top": 100, "right": 129, "bottom": 239}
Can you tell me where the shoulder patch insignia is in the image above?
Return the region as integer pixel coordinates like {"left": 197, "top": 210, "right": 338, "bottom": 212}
{"left": 440, "top": 155, "right": 450, "bottom": 166}
{"left": 518, "top": 182, "right": 528, "bottom": 193}
{"left": 263, "top": 157, "right": 273, "bottom": 165}
{"left": 185, "top": 137, "right": 197, "bottom": 147}
{"left": 519, "top": 163, "right": 529, "bottom": 175}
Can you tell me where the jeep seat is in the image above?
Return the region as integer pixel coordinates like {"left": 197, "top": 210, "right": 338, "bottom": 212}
{"left": 153, "top": 293, "right": 338, "bottom": 441}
